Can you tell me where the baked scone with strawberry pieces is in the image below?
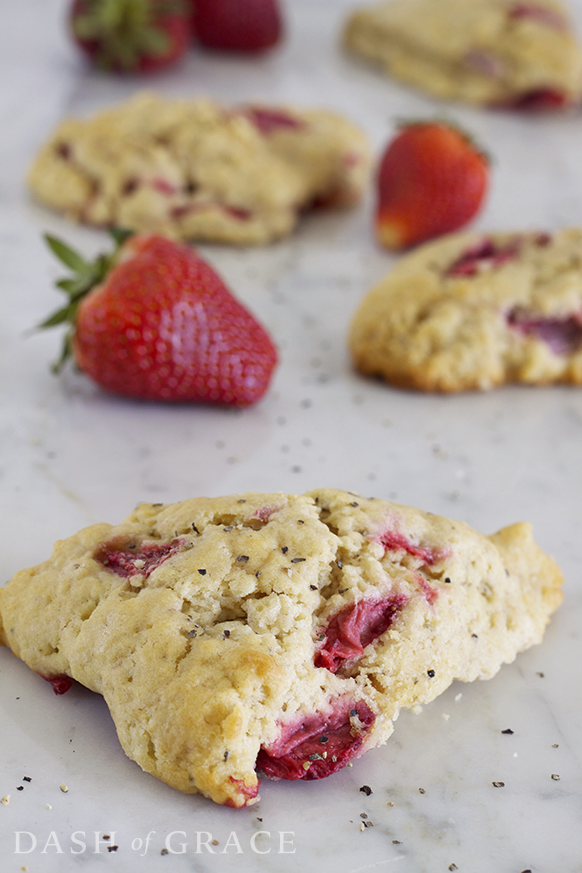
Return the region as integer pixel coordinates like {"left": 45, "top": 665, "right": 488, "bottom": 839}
{"left": 0, "top": 490, "right": 562, "bottom": 807}
{"left": 350, "top": 229, "right": 582, "bottom": 392}
{"left": 344, "top": 0, "right": 582, "bottom": 110}
{"left": 28, "top": 92, "right": 371, "bottom": 245}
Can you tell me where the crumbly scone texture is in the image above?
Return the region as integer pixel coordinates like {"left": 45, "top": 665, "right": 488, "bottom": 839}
{"left": 350, "top": 229, "right": 582, "bottom": 392}
{"left": 0, "top": 490, "right": 562, "bottom": 806}
{"left": 28, "top": 92, "right": 371, "bottom": 245}
{"left": 344, "top": 0, "right": 582, "bottom": 108}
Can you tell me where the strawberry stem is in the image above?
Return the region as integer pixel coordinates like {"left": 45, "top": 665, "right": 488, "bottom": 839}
{"left": 38, "top": 229, "right": 133, "bottom": 373}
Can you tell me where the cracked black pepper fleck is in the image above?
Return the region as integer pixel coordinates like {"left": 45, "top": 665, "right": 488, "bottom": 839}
{"left": 359, "top": 785, "right": 372, "bottom": 796}
{"left": 492, "top": 781, "right": 505, "bottom": 788}
{"left": 501, "top": 728, "right": 514, "bottom": 735}
{"left": 427, "top": 669, "right": 435, "bottom": 678}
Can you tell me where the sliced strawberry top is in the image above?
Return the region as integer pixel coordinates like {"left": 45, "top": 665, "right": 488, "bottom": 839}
{"left": 242, "top": 107, "right": 305, "bottom": 135}
{"left": 507, "top": 307, "right": 582, "bottom": 355}
{"left": 445, "top": 238, "right": 521, "bottom": 277}
{"left": 256, "top": 699, "right": 375, "bottom": 780}
{"left": 94, "top": 537, "right": 183, "bottom": 578}
{"left": 314, "top": 595, "right": 408, "bottom": 673}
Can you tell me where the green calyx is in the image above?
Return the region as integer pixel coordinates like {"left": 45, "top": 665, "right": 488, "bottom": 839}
{"left": 39, "top": 228, "right": 133, "bottom": 373}
{"left": 72, "top": 0, "right": 187, "bottom": 71}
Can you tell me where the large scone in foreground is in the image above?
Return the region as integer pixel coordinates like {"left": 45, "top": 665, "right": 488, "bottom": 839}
{"left": 344, "top": 0, "right": 582, "bottom": 110}
{"left": 0, "top": 490, "right": 562, "bottom": 807}
{"left": 350, "top": 229, "right": 582, "bottom": 392}
{"left": 28, "top": 92, "right": 371, "bottom": 246}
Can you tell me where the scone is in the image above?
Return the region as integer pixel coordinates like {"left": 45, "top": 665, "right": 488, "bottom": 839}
{"left": 344, "top": 0, "right": 582, "bottom": 109}
{"left": 28, "top": 92, "right": 371, "bottom": 245}
{"left": 0, "top": 489, "right": 562, "bottom": 807}
{"left": 350, "top": 229, "right": 582, "bottom": 392}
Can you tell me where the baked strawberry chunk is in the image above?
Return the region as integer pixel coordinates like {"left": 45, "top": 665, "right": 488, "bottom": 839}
{"left": 256, "top": 700, "right": 375, "bottom": 780}
{"left": 375, "top": 529, "right": 444, "bottom": 565}
{"left": 41, "top": 674, "right": 74, "bottom": 695}
{"left": 446, "top": 238, "right": 521, "bottom": 277}
{"left": 507, "top": 307, "right": 582, "bottom": 354}
{"left": 508, "top": 3, "right": 568, "bottom": 30}
{"left": 242, "top": 106, "right": 305, "bottom": 135}
{"left": 315, "top": 595, "right": 408, "bottom": 673}
{"left": 224, "top": 777, "right": 260, "bottom": 807}
{"left": 509, "top": 88, "right": 570, "bottom": 110}
{"left": 94, "top": 537, "right": 183, "bottom": 578}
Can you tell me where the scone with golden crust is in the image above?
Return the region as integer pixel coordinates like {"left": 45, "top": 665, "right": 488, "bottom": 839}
{"left": 344, "top": 0, "right": 582, "bottom": 110}
{"left": 28, "top": 92, "right": 371, "bottom": 245}
{"left": 0, "top": 490, "right": 562, "bottom": 806}
{"left": 350, "top": 229, "right": 582, "bottom": 392}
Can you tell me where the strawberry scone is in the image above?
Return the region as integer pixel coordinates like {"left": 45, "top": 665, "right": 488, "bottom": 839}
{"left": 0, "top": 490, "right": 562, "bottom": 807}
{"left": 343, "top": 0, "right": 582, "bottom": 110}
{"left": 28, "top": 92, "right": 371, "bottom": 245}
{"left": 350, "top": 229, "right": 582, "bottom": 392}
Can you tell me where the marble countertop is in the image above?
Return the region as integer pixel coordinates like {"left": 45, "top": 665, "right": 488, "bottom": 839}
{"left": 1, "top": 1, "right": 581, "bottom": 870}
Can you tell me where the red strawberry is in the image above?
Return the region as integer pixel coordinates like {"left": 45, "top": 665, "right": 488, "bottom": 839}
{"left": 376, "top": 121, "right": 490, "bottom": 250}
{"left": 40, "top": 231, "right": 278, "bottom": 407}
{"left": 70, "top": 0, "right": 191, "bottom": 73}
{"left": 193, "top": 0, "right": 283, "bottom": 52}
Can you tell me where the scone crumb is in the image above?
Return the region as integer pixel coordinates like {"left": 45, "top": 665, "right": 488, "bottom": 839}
{"left": 60, "top": 783, "right": 69, "bottom": 793}
{"left": 492, "top": 781, "right": 505, "bottom": 788}
{"left": 1, "top": 795, "right": 9, "bottom": 805}
{"left": 551, "top": 773, "right": 560, "bottom": 781}
{"left": 46, "top": 803, "right": 52, "bottom": 809}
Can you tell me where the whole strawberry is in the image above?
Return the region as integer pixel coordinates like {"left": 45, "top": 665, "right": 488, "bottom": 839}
{"left": 40, "top": 231, "right": 278, "bottom": 406}
{"left": 193, "top": 0, "right": 283, "bottom": 52}
{"left": 376, "top": 121, "right": 489, "bottom": 250}
{"left": 70, "top": 0, "right": 191, "bottom": 73}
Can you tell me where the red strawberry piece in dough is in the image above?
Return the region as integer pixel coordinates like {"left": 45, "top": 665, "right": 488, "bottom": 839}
{"left": 40, "top": 232, "right": 278, "bottom": 407}
{"left": 507, "top": 88, "right": 570, "bottom": 110}
{"left": 193, "top": 0, "right": 283, "bottom": 52}
{"left": 256, "top": 700, "right": 375, "bottom": 780}
{"left": 70, "top": 0, "right": 191, "bottom": 74}
{"left": 314, "top": 595, "right": 408, "bottom": 673}
{"left": 94, "top": 537, "right": 184, "bottom": 578}
{"left": 508, "top": 3, "right": 568, "bottom": 30}
{"left": 445, "top": 237, "right": 522, "bottom": 277}
{"left": 507, "top": 306, "right": 582, "bottom": 355}
{"left": 376, "top": 121, "right": 489, "bottom": 250}
{"left": 241, "top": 106, "right": 305, "bottom": 135}
{"left": 41, "top": 675, "right": 74, "bottom": 695}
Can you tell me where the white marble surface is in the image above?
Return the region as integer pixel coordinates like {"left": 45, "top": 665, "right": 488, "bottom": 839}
{"left": 1, "top": 1, "right": 582, "bottom": 870}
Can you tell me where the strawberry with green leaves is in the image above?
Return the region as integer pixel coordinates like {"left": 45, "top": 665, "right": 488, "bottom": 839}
{"left": 70, "top": 0, "right": 191, "bottom": 73}
{"left": 376, "top": 121, "right": 490, "bottom": 250}
{"left": 40, "top": 231, "right": 278, "bottom": 407}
